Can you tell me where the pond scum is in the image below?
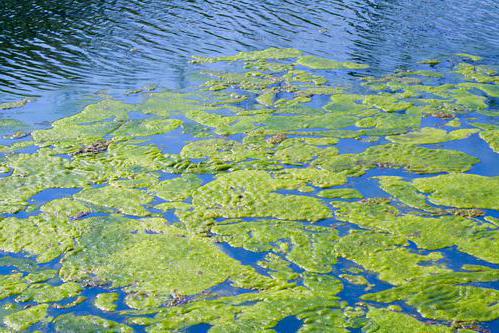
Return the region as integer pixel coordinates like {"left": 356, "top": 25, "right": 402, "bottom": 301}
{"left": 0, "top": 48, "right": 498, "bottom": 332}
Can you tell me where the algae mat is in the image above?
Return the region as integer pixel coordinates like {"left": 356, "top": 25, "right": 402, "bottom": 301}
{"left": 0, "top": 48, "right": 498, "bottom": 332}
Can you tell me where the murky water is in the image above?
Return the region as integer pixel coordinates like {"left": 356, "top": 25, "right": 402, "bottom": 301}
{"left": 0, "top": 1, "right": 498, "bottom": 332}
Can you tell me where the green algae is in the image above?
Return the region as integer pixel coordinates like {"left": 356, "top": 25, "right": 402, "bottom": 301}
{"left": 333, "top": 199, "right": 499, "bottom": 263}
{"left": 445, "top": 119, "right": 461, "bottom": 127}
{"left": 413, "top": 173, "right": 499, "bottom": 210}
{"left": 3, "top": 304, "right": 48, "bottom": 331}
{"left": 363, "top": 270, "right": 499, "bottom": 322}
{"left": 334, "top": 231, "right": 448, "bottom": 285}
{"left": 0, "top": 274, "right": 28, "bottom": 300}
{"left": 364, "top": 307, "right": 452, "bottom": 333}
{"left": 148, "top": 283, "right": 346, "bottom": 333}
{"left": 356, "top": 144, "right": 478, "bottom": 173}
{"left": 149, "top": 174, "right": 202, "bottom": 201}
{"left": 258, "top": 253, "right": 300, "bottom": 281}
{"left": 74, "top": 185, "right": 154, "bottom": 216}
{"left": 113, "top": 118, "right": 182, "bottom": 138}
{"left": 419, "top": 59, "right": 441, "bottom": 65}
{"left": 95, "top": 293, "right": 119, "bottom": 312}
{"left": 60, "top": 216, "right": 273, "bottom": 309}
{"left": 25, "top": 270, "right": 57, "bottom": 283}
{"left": 213, "top": 220, "right": 338, "bottom": 273}
{"left": 0, "top": 99, "right": 30, "bottom": 111}
{"left": 456, "top": 53, "right": 483, "bottom": 61}
{"left": 454, "top": 63, "right": 498, "bottom": 83}
{"left": 297, "top": 56, "right": 369, "bottom": 70}
{"left": 16, "top": 282, "right": 82, "bottom": 303}
{"left": 192, "top": 48, "right": 303, "bottom": 64}
{"left": 478, "top": 129, "right": 499, "bottom": 152}
{"left": 55, "top": 314, "right": 133, "bottom": 333}
{"left": 0, "top": 119, "right": 27, "bottom": 135}
{"left": 186, "top": 170, "right": 332, "bottom": 226}
{"left": 318, "top": 188, "right": 363, "bottom": 199}
{"left": 0, "top": 214, "right": 86, "bottom": 262}
{"left": 374, "top": 176, "right": 438, "bottom": 212}
{"left": 0, "top": 48, "right": 497, "bottom": 331}
{"left": 386, "top": 127, "right": 478, "bottom": 144}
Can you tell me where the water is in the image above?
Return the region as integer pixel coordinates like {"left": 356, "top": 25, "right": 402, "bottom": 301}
{"left": 1, "top": 0, "right": 499, "bottom": 101}
{"left": 0, "top": 1, "right": 499, "bottom": 332}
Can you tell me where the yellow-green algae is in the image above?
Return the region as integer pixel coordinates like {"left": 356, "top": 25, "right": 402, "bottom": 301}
{"left": 364, "top": 307, "right": 452, "bottom": 333}
{"left": 55, "top": 314, "right": 133, "bottom": 333}
{"left": 363, "top": 269, "right": 499, "bottom": 322}
{"left": 3, "top": 304, "right": 48, "bottom": 331}
{"left": 334, "top": 199, "right": 499, "bottom": 263}
{"left": 95, "top": 293, "right": 119, "bottom": 312}
{"left": 318, "top": 188, "right": 363, "bottom": 199}
{"left": 0, "top": 98, "right": 30, "bottom": 110}
{"left": 386, "top": 127, "right": 478, "bottom": 144}
{"left": 297, "top": 55, "right": 369, "bottom": 70}
{"left": 212, "top": 219, "right": 337, "bottom": 273}
{"left": 413, "top": 173, "right": 499, "bottom": 210}
{"left": 60, "top": 216, "right": 274, "bottom": 309}
{"left": 0, "top": 48, "right": 497, "bottom": 332}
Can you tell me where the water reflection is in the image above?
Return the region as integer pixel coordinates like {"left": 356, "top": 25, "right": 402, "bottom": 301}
{"left": 0, "top": 0, "right": 498, "bottom": 99}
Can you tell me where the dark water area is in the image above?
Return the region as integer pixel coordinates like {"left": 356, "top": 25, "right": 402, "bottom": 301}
{"left": 0, "top": 1, "right": 499, "bottom": 332}
{"left": 1, "top": 0, "right": 499, "bottom": 100}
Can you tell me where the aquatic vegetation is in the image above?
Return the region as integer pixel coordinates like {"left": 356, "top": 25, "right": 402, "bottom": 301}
{"left": 356, "top": 144, "right": 478, "bottom": 173}
{"left": 412, "top": 173, "right": 499, "bottom": 209}
{"left": 55, "top": 314, "right": 133, "bottom": 333}
{"left": 364, "top": 307, "right": 452, "bottom": 333}
{"left": 0, "top": 48, "right": 497, "bottom": 332}
{"left": 363, "top": 269, "right": 499, "bottom": 322}
{"left": 187, "top": 170, "right": 332, "bottom": 224}
{"left": 212, "top": 219, "right": 338, "bottom": 273}
{"left": 318, "top": 188, "right": 363, "bottom": 199}
{"left": 95, "top": 293, "right": 119, "bottom": 312}
{"left": 0, "top": 98, "right": 30, "bottom": 110}
{"left": 334, "top": 199, "right": 499, "bottom": 263}
{"left": 386, "top": 127, "right": 478, "bottom": 144}
{"left": 297, "top": 55, "right": 369, "bottom": 70}
{"left": 60, "top": 216, "right": 273, "bottom": 309}
{"left": 3, "top": 304, "right": 48, "bottom": 331}
{"left": 334, "top": 231, "right": 449, "bottom": 285}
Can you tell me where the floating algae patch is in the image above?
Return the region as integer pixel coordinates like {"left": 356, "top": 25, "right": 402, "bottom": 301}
{"left": 386, "top": 127, "right": 478, "bottom": 145}
{"left": 212, "top": 220, "right": 338, "bottom": 273}
{"left": 60, "top": 216, "right": 273, "bottom": 309}
{"left": 0, "top": 214, "right": 88, "bottom": 263}
{"left": 0, "top": 119, "right": 27, "bottom": 135}
{"left": 364, "top": 307, "right": 453, "bottom": 333}
{"left": 54, "top": 314, "right": 133, "bottom": 333}
{"left": 74, "top": 185, "right": 155, "bottom": 216}
{"left": 95, "top": 292, "right": 120, "bottom": 312}
{"left": 333, "top": 199, "right": 499, "bottom": 263}
{"left": 318, "top": 188, "right": 363, "bottom": 199}
{"left": 148, "top": 276, "right": 347, "bottom": 333}
{"left": 363, "top": 269, "right": 499, "bottom": 322}
{"left": 185, "top": 170, "right": 332, "bottom": 226}
{"left": 413, "top": 173, "right": 499, "bottom": 210}
{"left": 356, "top": 144, "right": 479, "bottom": 173}
{"left": 374, "top": 176, "right": 439, "bottom": 212}
{"left": 15, "top": 281, "right": 82, "bottom": 303}
{"left": 0, "top": 48, "right": 497, "bottom": 332}
{"left": 334, "top": 231, "right": 449, "bottom": 285}
{"left": 0, "top": 99, "right": 30, "bottom": 111}
{"left": 297, "top": 55, "right": 369, "bottom": 70}
{"left": 3, "top": 304, "right": 49, "bottom": 331}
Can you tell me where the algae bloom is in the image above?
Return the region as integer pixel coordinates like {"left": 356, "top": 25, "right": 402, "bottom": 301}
{"left": 0, "top": 48, "right": 498, "bottom": 332}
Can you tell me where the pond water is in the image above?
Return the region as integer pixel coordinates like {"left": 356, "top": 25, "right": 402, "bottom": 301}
{"left": 0, "top": 1, "right": 498, "bottom": 332}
